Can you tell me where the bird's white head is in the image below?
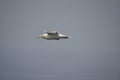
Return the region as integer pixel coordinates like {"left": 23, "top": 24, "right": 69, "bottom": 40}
{"left": 37, "top": 34, "right": 43, "bottom": 38}
{"left": 37, "top": 34, "right": 47, "bottom": 39}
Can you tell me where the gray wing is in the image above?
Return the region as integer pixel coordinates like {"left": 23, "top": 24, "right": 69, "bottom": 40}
{"left": 46, "top": 31, "right": 58, "bottom": 35}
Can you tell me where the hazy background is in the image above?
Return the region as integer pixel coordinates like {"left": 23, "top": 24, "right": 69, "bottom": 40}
{"left": 0, "top": 0, "right": 120, "bottom": 80}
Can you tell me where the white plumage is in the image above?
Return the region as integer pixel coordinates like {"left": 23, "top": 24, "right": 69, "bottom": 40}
{"left": 37, "top": 31, "right": 70, "bottom": 40}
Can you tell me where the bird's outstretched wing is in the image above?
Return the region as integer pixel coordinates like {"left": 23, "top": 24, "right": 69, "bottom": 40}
{"left": 45, "top": 31, "right": 58, "bottom": 35}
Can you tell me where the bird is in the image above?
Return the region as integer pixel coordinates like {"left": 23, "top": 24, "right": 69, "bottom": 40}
{"left": 37, "top": 30, "right": 70, "bottom": 40}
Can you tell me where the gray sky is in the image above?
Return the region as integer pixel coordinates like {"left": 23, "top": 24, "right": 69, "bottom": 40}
{"left": 0, "top": 0, "right": 120, "bottom": 52}
{"left": 0, "top": 0, "right": 120, "bottom": 80}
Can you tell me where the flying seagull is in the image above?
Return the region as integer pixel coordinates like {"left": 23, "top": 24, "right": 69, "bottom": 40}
{"left": 37, "top": 31, "right": 70, "bottom": 40}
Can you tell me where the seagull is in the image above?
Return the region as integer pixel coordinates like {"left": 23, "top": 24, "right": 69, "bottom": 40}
{"left": 37, "top": 31, "right": 70, "bottom": 40}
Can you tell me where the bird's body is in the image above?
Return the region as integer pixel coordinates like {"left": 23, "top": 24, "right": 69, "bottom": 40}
{"left": 37, "top": 31, "right": 70, "bottom": 40}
